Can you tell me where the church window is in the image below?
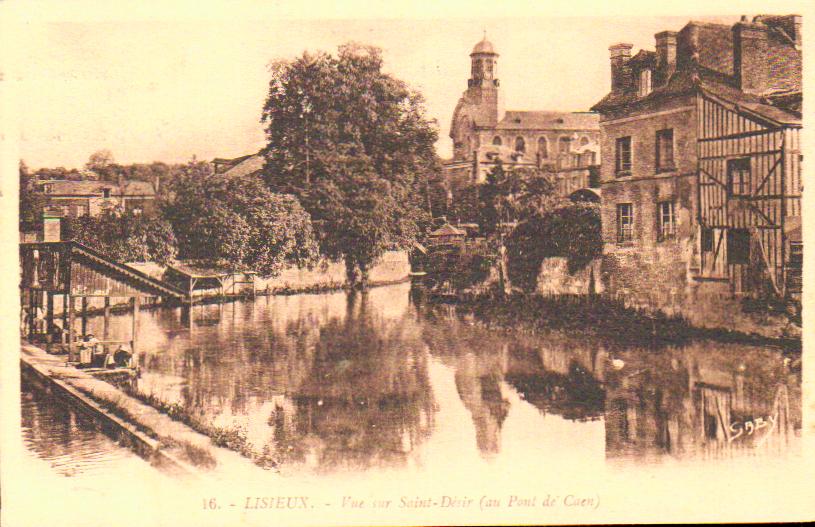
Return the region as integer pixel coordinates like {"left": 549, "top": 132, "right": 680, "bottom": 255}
{"left": 514, "top": 137, "right": 525, "bottom": 153}
{"left": 537, "top": 137, "right": 548, "bottom": 159}
{"left": 580, "top": 136, "right": 590, "bottom": 147}
{"left": 559, "top": 136, "right": 572, "bottom": 154}
{"left": 493, "top": 136, "right": 502, "bottom": 146}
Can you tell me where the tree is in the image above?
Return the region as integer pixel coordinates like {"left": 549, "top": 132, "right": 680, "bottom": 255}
{"left": 262, "top": 43, "right": 440, "bottom": 288}
{"left": 161, "top": 164, "right": 319, "bottom": 277}
{"left": 63, "top": 206, "right": 178, "bottom": 264}
{"left": 505, "top": 203, "right": 603, "bottom": 293}
{"left": 19, "top": 160, "right": 47, "bottom": 232}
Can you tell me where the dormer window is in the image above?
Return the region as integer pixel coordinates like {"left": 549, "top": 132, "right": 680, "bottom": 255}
{"left": 639, "top": 69, "right": 652, "bottom": 97}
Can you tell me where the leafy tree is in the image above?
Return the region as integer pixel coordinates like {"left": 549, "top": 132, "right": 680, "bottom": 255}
{"left": 505, "top": 203, "right": 603, "bottom": 293}
{"left": 19, "top": 160, "right": 46, "bottom": 232}
{"left": 161, "top": 165, "right": 319, "bottom": 277}
{"left": 262, "top": 43, "right": 440, "bottom": 288}
{"left": 63, "top": 206, "right": 178, "bottom": 264}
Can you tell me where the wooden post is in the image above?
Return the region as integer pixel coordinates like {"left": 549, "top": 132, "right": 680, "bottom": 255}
{"left": 67, "top": 295, "right": 76, "bottom": 362}
{"left": 103, "top": 297, "right": 111, "bottom": 343}
{"left": 81, "top": 296, "right": 88, "bottom": 337}
{"left": 131, "top": 296, "right": 140, "bottom": 368}
{"left": 46, "top": 292, "right": 54, "bottom": 336}
{"left": 62, "top": 294, "right": 69, "bottom": 337}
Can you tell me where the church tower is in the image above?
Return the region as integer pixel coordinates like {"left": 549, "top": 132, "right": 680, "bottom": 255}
{"left": 450, "top": 35, "right": 502, "bottom": 160}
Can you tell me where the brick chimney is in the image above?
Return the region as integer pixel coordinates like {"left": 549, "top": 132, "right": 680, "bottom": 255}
{"left": 609, "top": 43, "right": 633, "bottom": 92}
{"left": 655, "top": 31, "right": 678, "bottom": 78}
{"left": 733, "top": 19, "right": 770, "bottom": 95}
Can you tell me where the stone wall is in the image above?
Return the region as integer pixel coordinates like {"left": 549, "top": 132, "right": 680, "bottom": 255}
{"left": 536, "top": 257, "right": 604, "bottom": 296}
{"left": 255, "top": 250, "right": 410, "bottom": 292}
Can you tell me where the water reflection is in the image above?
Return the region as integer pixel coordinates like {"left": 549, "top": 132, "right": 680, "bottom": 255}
{"left": 78, "top": 282, "right": 800, "bottom": 476}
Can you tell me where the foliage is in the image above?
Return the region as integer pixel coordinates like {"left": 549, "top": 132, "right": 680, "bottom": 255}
{"left": 63, "top": 206, "right": 178, "bottom": 264}
{"left": 505, "top": 203, "right": 603, "bottom": 292}
{"left": 479, "top": 161, "right": 565, "bottom": 236}
{"left": 262, "top": 43, "right": 440, "bottom": 287}
{"left": 426, "top": 242, "right": 495, "bottom": 292}
{"left": 19, "top": 161, "right": 47, "bottom": 232}
{"left": 447, "top": 185, "right": 481, "bottom": 225}
{"left": 161, "top": 164, "right": 319, "bottom": 277}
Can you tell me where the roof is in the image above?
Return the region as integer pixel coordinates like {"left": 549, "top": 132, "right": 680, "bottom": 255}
{"left": 494, "top": 111, "right": 600, "bottom": 131}
{"left": 215, "top": 153, "right": 265, "bottom": 178}
{"left": 471, "top": 37, "right": 497, "bottom": 55}
{"left": 429, "top": 224, "right": 467, "bottom": 237}
{"left": 36, "top": 179, "right": 156, "bottom": 197}
{"left": 592, "top": 66, "right": 800, "bottom": 126}
{"left": 167, "top": 260, "right": 255, "bottom": 279}
{"left": 592, "top": 17, "right": 801, "bottom": 125}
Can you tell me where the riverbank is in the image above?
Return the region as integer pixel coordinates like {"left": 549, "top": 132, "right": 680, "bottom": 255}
{"left": 19, "top": 342, "right": 269, "bottom": 478}
{"left": 444, "top": 292, "right": 802, "bottom": 352}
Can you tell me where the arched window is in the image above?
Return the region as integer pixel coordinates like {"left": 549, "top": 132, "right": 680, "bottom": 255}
{"left": 493, "top": 136, "right": 502, "bottom": 146}
{"left": 559, "top": 136, "right": 572, "bottom": 154}
{"left": 537, "top": 137, "right": 548, "bottom": 159}
{"left": 580, "top": 136, "right": 590, "bottom": 147}
{"left": 515, "top": 137, "right": 526, "bottom": 153}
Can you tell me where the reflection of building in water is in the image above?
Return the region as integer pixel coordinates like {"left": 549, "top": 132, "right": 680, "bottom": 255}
{"left": 422, "top": 314, "right": 608, "bottom": 456}
{"left": 604, "top": 343, "right": 800, "bottom": 459}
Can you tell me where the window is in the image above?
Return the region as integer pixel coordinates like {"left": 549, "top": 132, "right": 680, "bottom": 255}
{"left": 102, "top": 188, "right": 111, "bottom": 198}
{"left": 701, "top": 227, "right": 714, "bottom": 252}
{"left": 656, "top": 129, "right": 674, "bottom": 171}
{"left": 658, "top": 201, "right": 676, "bottom": 241}
{"left": 514, "top": 137, "right": 526, "bottom": 153}
{"left": 617, "top": 203, "right": 634, "bottom": 243}
{"left": 43, "top": 184, "right": 52, "bottom": 194}
{"left": 615, "top": 136, "right": 632, "bottom": 174}
{"left": 727, "top": 158, "right": 751, "bottom": 196}
{"left": 492, "top": 136, "right": 502, "bottom": 146}
{"left": 558, "top": 136, "right": 572, "bottom": 154}
{"left": 580, "top": 136, "right": 590, "bottom": 147}
{"left": 537, "top": 137, "right": 548, "bottom": 159}
{"left": 639, "top": 69, "right": 652, "bottom": 97}
{"left": 727, "top": 229, "right": 750, "bottom": 265}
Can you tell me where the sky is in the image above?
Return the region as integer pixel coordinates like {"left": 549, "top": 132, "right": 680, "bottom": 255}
{"left": 0, "top": 2, "right": 767, "bottom": 169}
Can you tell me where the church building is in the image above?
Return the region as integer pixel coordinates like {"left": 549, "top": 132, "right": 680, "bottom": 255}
{"left": 444, "top": 36, "right": 601, "bottom": 197}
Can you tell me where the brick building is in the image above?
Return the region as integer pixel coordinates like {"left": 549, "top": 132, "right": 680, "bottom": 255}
{"left": 591, "top": 15, "right": 802, "bottom": 312}
{"left": 445, "top": 37, "right": 601, "bottom": 200}
{"left": 35, "top": 177, "right": 158, "bottom": 218}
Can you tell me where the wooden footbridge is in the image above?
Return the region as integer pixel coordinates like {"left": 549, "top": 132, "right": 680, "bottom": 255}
{"left": 20, "top": 241, "right": 187, "bottom": 365}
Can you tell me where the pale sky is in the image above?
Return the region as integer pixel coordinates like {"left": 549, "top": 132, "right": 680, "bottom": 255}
{"left": 0, "top": 3, "right": 754, "bottom": 169}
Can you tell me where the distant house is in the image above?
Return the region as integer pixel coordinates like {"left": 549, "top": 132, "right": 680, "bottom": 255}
{"left": 212, "top": 153, "right": 264, "bottom": 178}
{"left": 428, "top": 224, "right": 467, "bottom": 246}
{"left": 35, "top": 177, "right": 158, "bottom": 217}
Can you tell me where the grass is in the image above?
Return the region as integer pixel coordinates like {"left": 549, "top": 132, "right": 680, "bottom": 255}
{"left": 122, "top": 388, "right": 279, "bottom": 470}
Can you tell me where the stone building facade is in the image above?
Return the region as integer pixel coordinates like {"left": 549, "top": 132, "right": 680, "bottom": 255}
{"left": 445, "top": 37, "right": 601, "bottom": 198}
{"left": 591, "top": 15, "right": 802, "bottom": 323}
{"left": 34, "top": 178, "right": 158, "bottom": 218}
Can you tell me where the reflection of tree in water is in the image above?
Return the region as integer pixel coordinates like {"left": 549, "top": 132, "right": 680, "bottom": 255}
{"left": 271, "top": 291, "right": 436, "bottom": 472}
{"left": 604, "top": 343, "right": 801, "bottom": 460}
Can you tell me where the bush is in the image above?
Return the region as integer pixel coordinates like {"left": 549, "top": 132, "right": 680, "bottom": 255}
{"left": 505, "top": 203, "right": 602, "bottom": 293}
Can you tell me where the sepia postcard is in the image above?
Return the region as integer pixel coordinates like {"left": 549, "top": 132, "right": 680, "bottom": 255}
{"left": 1, "top": 1, "right": 814, "bottom": 525}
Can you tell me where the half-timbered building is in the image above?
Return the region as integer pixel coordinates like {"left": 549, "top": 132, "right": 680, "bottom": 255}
{"left": 592, "top": 15, "right": 802, "bottom": 311}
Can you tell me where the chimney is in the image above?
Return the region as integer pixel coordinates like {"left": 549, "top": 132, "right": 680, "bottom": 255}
{"left": 42, "top": 209, "right": 61, "bottom": 242}
{"left": 117, "top": 173, "right": 125, "bottom": 192}
{"left": 609, "top": 43, "right": 633, "bottom": 92}
{"left": 733, "top": 20, "right": 770, "bottom": 95}
{"left": 655, "top": 31, "right": 678, "bottom": 77}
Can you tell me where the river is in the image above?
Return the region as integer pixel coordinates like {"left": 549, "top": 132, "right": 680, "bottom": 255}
{"left": 23, "top": 282, "right": 802, "bottom": 480}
